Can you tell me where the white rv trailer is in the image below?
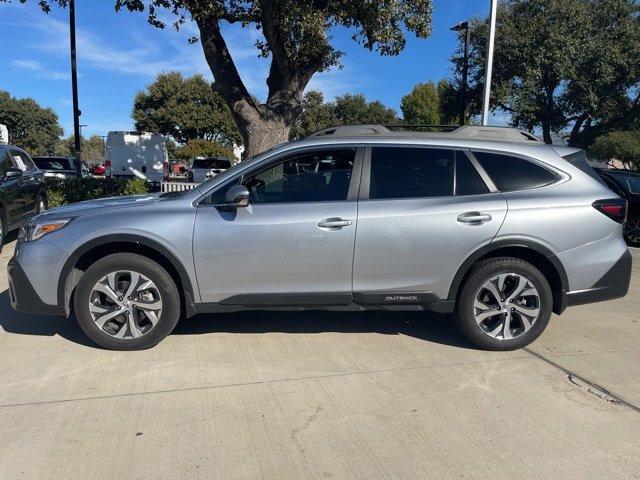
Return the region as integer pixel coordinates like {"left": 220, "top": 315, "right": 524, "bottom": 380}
{"left": 104, "top": 131, "right": 168, "bottom": 184}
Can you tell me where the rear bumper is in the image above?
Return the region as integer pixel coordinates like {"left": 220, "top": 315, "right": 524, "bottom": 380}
{"left": 7, "top": 257, "right": 67, "bottom": 316}
{"left": 566, "top": 249, "right": 632, "bottom": 307}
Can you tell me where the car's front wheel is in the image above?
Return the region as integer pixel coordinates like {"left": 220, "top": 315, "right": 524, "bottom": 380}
{"left": 454, "top": 257, "right": 552, "bottom": 351}
{"left": 74, "top": 253, "right": 181, "bottom": 350}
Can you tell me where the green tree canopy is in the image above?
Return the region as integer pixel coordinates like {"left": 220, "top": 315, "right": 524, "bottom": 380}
{"left": 0, "top": 90, "right": 63, "bottom": 154}
{"left": 590, "top": 131, "right": 640, "bottom": 170}
{"left": 400, "top": 81, "right": 441, "bottom": 125}
{"left": 11, "top": 0, "right": 434, "bottom": 158}
{"left": 174, "top": 138, "right": 235, "bottom": 161}
{"left": 451, "top": 0, "right": 640, "bottom": 146}
{"left": 291, "top": 91, "right": 398, "bottom": 139}
{"left": 133, "top": 72, "right": 240, "bottom": 145}
{"left": 55, "top": 135, "right": 105, "bottom": 163}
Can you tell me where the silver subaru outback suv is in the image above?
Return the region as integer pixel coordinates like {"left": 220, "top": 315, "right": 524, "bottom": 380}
{"left": 8, "top": 125, "right": 632, "bottom": 351}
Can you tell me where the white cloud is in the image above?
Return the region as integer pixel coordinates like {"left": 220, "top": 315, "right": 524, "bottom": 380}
{"left": 11, "top": 58, "right": 70, "bottom": 80}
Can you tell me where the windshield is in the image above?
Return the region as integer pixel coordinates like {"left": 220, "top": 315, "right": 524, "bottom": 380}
{"left": 34, "top": 157, "right": 72, "bottom": 170}
{"left": 613, "top": 174, "right": 640, "bottom": 195}
{"left": 191, "top": 158, "right": 231, "bottom": 170}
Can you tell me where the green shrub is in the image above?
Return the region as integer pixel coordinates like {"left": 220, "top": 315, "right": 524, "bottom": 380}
{"left": 123, "top": 178, "right": 150, "bottom": 196}
{"left": 45, "top": 177, "right": 150, "bottom": 208}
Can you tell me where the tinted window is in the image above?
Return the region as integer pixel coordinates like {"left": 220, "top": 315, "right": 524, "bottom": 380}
{"left": 192, "top": 158, "right": 232, "bottom": 170}
{"left": 243, "top": 149, "right": 355, "bottom": 203}
{"left": 370, "top": 147, "right": 454, "bottom": 199}
{"left": 10, "top": 150, "right": 35, "bottom": 172}
{"left": 34, "top": 157, "right": 72, "bottom": 170}
{"left": 0, "top": 150, "right": 12, "bottom": 177}
{"left": 473, "top": 151, "right": 557, "bottom": 191}
{"left": 613, "top": 174, "right": 640, "bottom": 195}
{"left": 456, "top": 155, "right": 489, "bottom": 195}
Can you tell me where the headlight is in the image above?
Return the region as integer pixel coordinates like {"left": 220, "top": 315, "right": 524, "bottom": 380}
{"left": 19, "top": 219, "right": 71, "bottom": 242}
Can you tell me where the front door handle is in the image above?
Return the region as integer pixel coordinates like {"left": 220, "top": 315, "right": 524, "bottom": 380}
{"left": 318, "top": 218, "right": 352, "bottom": 229}
{"left": 457, "top": 212, "right": 492, "bottom": 224}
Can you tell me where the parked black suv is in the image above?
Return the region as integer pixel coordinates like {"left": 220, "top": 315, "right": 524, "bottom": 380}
{"left": 0, "top": 145, "right": 47, "bottom": 251}
{"left": 596, "top": 168, "right": 640, "bottom": 246}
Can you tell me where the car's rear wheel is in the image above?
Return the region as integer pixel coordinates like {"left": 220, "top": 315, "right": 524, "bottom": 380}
{"left": 454, "top": 257, "right": 552, "bottom": 351}
{"left": 74, "top": 253, "right": 181, "bottom": 350}
{"left": 624, "top": 217, "right": 640, "bottom": 247}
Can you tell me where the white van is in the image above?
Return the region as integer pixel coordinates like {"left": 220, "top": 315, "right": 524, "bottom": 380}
{"left": 104, "top": 131, "right": 167, "bottom": 184}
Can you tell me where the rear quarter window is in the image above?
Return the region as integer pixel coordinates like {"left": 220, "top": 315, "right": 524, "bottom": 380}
{"left": 473, "top": 151, "right": 558, "bottom": 192}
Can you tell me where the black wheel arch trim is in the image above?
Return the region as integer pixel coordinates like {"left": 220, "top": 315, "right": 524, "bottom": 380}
{"left": 447, "top": 239, "right": 570, "bottom": 313}
{"left": 57, "top": 233, "right": 196, "bottom": 310}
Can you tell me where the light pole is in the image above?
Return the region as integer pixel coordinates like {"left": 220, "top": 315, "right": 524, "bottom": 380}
{"left": 69, "top": 0, "right": 82, "bottom": 178}
{"left": 450, "top": 21, "right": 470, "bottom": 126}
{"left": 481, "top": 0, "right": 498, "bottom": 126}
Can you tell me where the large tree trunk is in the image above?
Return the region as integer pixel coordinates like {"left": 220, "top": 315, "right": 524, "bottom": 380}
{"left": 196, "top": 13, "right": 315, "bottom": 160}
{"left": 230, "top": 98, "right": 293, "bottom": 159}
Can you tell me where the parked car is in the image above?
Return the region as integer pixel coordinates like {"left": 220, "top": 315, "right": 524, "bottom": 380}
{"left": 32, "top": 156, "right": 89, "bottom": 179}
{"left": 8, "top": 125, "right": 631, "bottom": 351}
{"left": 187, "top": 156, "right": 232, "bottom": 183}
{"left": 595, "top": 168, "right": 640, "bottom": 246}
{"left": 90, "top": 164, "right": 106, "bottom": 176}
{"left": 0, "top": 144, "right": 46, "bottom": 251}
{"left": 104, "top": 131, "right": 167, "bottom": 184}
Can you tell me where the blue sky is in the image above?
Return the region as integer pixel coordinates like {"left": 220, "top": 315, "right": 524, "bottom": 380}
{"left": 0, "top": 1, "right": 493, "bottom": 138}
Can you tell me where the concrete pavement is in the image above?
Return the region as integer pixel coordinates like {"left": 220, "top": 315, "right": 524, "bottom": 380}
{"left": 1, "top": 239, "right": 639, "bottom": 479}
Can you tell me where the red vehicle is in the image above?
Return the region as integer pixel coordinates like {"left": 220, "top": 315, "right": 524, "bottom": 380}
{"left": 90, "top": 164, "right": 106, "bottom": 176}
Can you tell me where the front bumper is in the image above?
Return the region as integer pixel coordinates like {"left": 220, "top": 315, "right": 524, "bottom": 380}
{"left": 7, "top": 257, "right": 67, "bottom": 316}
{"left": 566, "top": 249, "right": 632, "bottom": 307}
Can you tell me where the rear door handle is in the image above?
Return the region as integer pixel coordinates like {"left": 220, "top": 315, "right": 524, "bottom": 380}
{"left": 457, "top": 212, "right": 492, "bottom": 224}
{"left": 318, "top": 218, "right": 352, "bottom": 229}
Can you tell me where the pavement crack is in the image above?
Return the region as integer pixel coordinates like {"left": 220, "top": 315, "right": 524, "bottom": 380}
{"left": 524, "top": 347, "right": 640, "bottom": 414}
{"left": 0, "top": 355, "right": 531, "bottom": 409}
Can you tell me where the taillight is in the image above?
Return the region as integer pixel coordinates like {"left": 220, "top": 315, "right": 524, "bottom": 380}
{"left": 104, "top": 160, "right": 112, "bottom": 177}
{"left": 592, "top": 198, "right": 627, "bottom": 224}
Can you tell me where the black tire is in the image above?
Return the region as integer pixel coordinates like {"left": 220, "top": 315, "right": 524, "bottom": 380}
{"left": 454, "top": 257, "right": 553, "bottom": 351}
{"left": 624, "top": 217, "right": 640, "bottom": 247}
{"left": 74, "top": 253, "right": 181, "bottom": 350}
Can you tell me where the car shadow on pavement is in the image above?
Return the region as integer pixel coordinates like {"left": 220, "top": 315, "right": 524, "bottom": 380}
{"left": 0, "top": 290, "right": 474, "bottom": 350}
{"left": 175, "top": 309, "right": 474, "bottom": 349}
{"left": 0, "top": 291, "right": 96, "bottom": 348}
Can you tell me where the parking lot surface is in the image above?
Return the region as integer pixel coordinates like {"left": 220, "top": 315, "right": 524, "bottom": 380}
{"left": 1, "top": 239, "right": 639, "bottom": 479}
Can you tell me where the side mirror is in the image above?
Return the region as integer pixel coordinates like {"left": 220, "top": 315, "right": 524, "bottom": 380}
{"left": 223, "top": 184, "right": 251, "bottom": 208}
{"left": 3, "top": 168, "right": 22, "bottom": 181}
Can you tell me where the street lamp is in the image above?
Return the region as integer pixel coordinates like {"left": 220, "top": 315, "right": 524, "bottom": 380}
{"left": 481, "top": 0, "right": 498, "bottom": 126}
{"left": 69, "top": 0, "right": 82, "bottom": 178}
{"left": 450, "top": 21, "right": 470, "bottom": 126}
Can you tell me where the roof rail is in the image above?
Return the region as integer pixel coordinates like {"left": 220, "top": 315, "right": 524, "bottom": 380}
{"left": 305, "top": 124, "right": 541, "bottom": 143}
{"left": 307, "top": 124, "right": 392, "bottom": 137}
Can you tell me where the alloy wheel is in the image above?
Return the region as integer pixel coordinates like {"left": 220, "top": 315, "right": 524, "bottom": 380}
{"left": 625, "top": 218, "right": 640, "bottom": 245}
{"left": 88, "top": 270, "right": 163, "bottom": 339}
{"left": 474, "top": 273, "right": 540, "bottom": 340}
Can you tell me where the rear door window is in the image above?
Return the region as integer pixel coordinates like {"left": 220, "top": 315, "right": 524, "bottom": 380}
{"left": 473, "top": 151, "right": 558, "bottom": 192}
{"left": 370, "top": 147, "right": 455, "bottom": 199}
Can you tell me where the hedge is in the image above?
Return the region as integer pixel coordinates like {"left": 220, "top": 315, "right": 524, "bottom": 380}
{"left": 45, "top": 177, "right": 150, "bottom": 208}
